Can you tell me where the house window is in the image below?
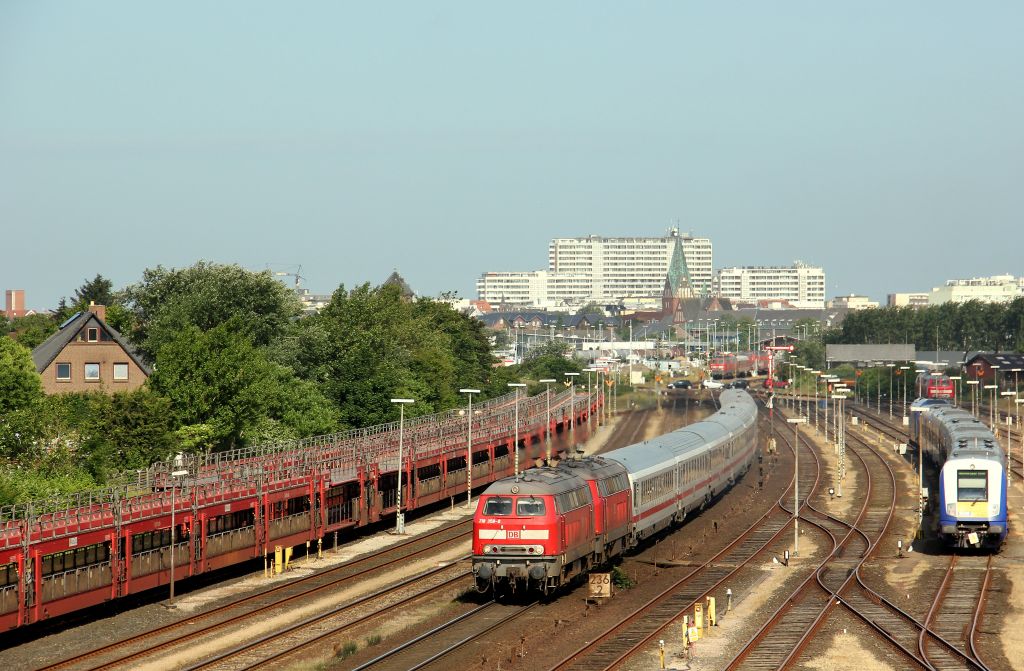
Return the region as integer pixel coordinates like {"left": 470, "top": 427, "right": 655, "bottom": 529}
{"left": 84, "top": 363, "right": 100, "bottom": 381}
{"left": 87, "top": 328, "right": 99, "bottom": 342}
{"left": 56, "top": 363, "right": 71, "bottom": 381}
{"left": 113, "top": 363, "right": 129, "bottom": 381}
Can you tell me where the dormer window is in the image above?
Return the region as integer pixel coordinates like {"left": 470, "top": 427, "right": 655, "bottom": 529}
{"left": 87, "top": 328, "right": 98, "bottom": 342}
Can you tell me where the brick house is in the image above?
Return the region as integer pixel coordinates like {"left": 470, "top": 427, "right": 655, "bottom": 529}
{"left": 31, "top": 303, "right": 150, "bottom": 394}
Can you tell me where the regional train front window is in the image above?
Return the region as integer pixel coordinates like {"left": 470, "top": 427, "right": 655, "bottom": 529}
{"left": 516, "top": 497, "right": 546, "bottom": 516}
{"left": 483, "top": 497, "right": 513, "bottom": 516}
{"left": 957, "top": 470, "right": 988, "bottom": 502}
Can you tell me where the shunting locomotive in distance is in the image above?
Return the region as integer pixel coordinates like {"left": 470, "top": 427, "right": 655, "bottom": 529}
{"left": 472, "top": 389, "right": 758, "bottom": 595}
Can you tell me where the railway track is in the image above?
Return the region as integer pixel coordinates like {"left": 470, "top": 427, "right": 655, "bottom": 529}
{"left": 349, "top": 600, "right": 538, "bottom": 671}
{"left": 181, "top": 561, "right": 472, "bottom": 670}
{"left": 42, "top": 519, "right": 473, "bottom": 671}
{"left": 921, "top": 554, "right": 994, "bottom": 669}
{"left": 548, "top": 408, "right": 812, "bottom": 671}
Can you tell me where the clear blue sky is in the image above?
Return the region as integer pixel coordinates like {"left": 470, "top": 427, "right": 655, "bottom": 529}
{"left": 2, "top": 2, "right": 1021, "bottom": 310}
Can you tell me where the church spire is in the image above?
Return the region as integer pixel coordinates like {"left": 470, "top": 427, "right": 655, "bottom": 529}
{"left": 666, "top": 232, "right": 693, "bottom": 298}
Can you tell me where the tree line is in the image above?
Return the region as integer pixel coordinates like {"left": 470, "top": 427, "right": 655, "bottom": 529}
{"left": 0, "top": 265, "right": 581, "bottom": 505}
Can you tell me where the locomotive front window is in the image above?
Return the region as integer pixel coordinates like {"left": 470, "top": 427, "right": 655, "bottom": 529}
{"left": 483, "top": 497, "right": 513, "bottom": 516}
{"left": 957, "top": 470, "right": 988, "bottom": 502}
{"left": 516, "top": 497, "right": 546, "bottom": 516}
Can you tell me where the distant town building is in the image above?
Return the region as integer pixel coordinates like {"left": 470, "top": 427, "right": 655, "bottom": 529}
{"left": 4, "top": 289, "right": 27, "bottom": 318}
{"left": 476, "top": 229, "right": 712, "bottom": 308}
{"left": 31, "top": 303, "right": 150, "bottom": 394}
{"left": 713, "top": 262, "right": 826, "bottom": 309}
{"left": 887, "top": 292, "right": 929, "bottom": 308}
{"left": 928, "top": 274, "right": 1024, "bottom": 305}
{"left": 829, "top": 294, "right": 879, "bottom": 310}
{"left": 295, "top": 288, "right": 332, "bottom": 315}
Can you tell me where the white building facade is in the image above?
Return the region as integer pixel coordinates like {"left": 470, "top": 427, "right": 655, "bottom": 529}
{"left": 714, "top": 262, "right": 826, "bottom": 309}
{"left": 928, "top": 275, "right": 1024, "bottom": 305}
{"left": 477, "top": 229, "right": 712, "bottom": 307}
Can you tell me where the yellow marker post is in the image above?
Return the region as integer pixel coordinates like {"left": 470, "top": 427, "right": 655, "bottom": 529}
{"left": 707, "top": 596, "right": 716, "bottom": 627}
{"left": 317, "top": 537, "right": 323, "bottom": 559}
{"left": 682, "top": 616, "right": 689, "bottom": 651}
{"left": 274, "top": 545, "right": 283, "bottom": 575}
{"left": 306, "top": 540, "right": 311, "bottom": 564}
{"left": 695, "top": 601, "right": 704, "bottom": 636}
{"left": 284, "top": 546, "right": 293, "bottom": 570}
{"left": 659, "top": 640, "right": 666, "bottom": 669}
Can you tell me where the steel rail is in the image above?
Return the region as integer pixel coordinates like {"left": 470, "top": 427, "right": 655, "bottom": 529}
{"left": 42, "top": 519, "right": 472, "bottom": 671}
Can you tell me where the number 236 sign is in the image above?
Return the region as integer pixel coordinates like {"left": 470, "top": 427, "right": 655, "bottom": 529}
{"left": 589, "top": 572, "right": 613, "bottom": 598}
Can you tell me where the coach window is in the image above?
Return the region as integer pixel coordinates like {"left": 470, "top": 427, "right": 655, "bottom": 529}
{"left": 517, "top": 497, "right": 546, "bottom": 516}
{"left": 483, "top": 497, "right": 513, "bottom": 516}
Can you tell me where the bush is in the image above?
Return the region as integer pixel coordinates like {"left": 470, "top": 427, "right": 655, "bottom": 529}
{"left": 611, "top": 566, "right": 633, "bottom": 589}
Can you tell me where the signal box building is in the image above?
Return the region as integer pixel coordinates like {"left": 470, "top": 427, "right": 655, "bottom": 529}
{"left": 31, "top": 303, "right": 150, "bottom": 394}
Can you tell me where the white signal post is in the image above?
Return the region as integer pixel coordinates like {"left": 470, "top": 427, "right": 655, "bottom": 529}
{"left": 508, "top": 383, "right": 527, "bottom": 478}
{"left": 584, "top": 368, "right": 598, "bottom": 427}
{"left": 390, "top": 398, "right": 414, "bottom": 534}
{"left": 787, "top": 417, "right": 807, "bottom": 557}
{"left": 910, "top": 406, "right": 930, "bottom": 533}
{"left": 985, "top": 384, "right": 998, "bottom": 428}
{"left": 831, "top": 394, "right": 846, "bottom": 495}
{"left": 949, "top": 375, "right": 961, "bottom": 408}
{"left": 539, "top": 379, "right": 556, "bottom": 463}
{"left": 459, "top": 389, "right": 481, "bottom": 508}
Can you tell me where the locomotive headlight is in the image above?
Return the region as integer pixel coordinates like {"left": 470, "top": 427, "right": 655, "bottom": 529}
{"left": 484, "top": 545, "right": 493, "bottom": 554}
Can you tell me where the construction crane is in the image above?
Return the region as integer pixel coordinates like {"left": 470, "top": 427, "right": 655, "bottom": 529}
{"left": 270, "top": 264, "right": 304, "bottom": 289}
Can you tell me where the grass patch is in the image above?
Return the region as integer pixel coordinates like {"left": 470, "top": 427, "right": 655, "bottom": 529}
{"left": 611, "top": 566, "right": 634, "bottom": 589}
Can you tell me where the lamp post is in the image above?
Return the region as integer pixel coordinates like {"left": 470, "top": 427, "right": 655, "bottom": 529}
{"left": 991, "top": 364, "right": 1002, "bottom": 421}
{"left": 788, "top": 417, "right": 807, "bottom": 556}
{"left": 508, "top": 383, "right": 527, "bottom": 477}
{"left": 887, "top": 363, "right": 896, "bottom": 418}
{"left": 947, "top": 373, "right": 959, "bottom": 407}
{"left": 967, "top": 379, "right": 979, "bottom": 416}
{"left": 390, "top": 398, "right": 415, "bottom": 534}
{"left": 584, "top": 368, "right": 597, "bottom": 428}
{"left": 1017, "top": 398, "right": 1024, "bottom": 501}
{"left": 812, "top": 370, "right": 821, "bottom": 433}
{"left": 1001, "top": 391, "right": 1015, "bottom": 485}
{"left": 565, "top": 372, "right": 580, "bottom": 436}
{"left": 168, "top": 468, "right": 188, "bottom": 607}
{"left": 459, "top": 388, "right": 481, "bottom": 508}
{"left": 985, "top": 384, "right": 998, "bottom": 427}
{"left": 900, "top": 366, "right": 910, "bottom": 417}
{"left": 539, "top": 379, "right": 555, "bottom": 463}
{"left": 877, "top": 363, "right": 884, "bottom": 415}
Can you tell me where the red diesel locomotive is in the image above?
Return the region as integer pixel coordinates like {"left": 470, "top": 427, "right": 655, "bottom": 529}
{"left": 473, "top": 389, "right": 758, "bottom": 595}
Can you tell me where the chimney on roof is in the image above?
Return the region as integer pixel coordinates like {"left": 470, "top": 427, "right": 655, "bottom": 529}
{"left": 88, "top": 301, "right": 106, "bottom": 322}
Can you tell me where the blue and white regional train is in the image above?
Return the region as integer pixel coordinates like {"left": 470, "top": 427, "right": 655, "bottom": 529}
{"left": 472, "top": 389, "right": 758, "bottom": 594}
{"left": 910, "top": 398, "right": 1007, "bottom": 549}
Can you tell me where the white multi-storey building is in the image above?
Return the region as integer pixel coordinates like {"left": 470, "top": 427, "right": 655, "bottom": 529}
{"left": 714, "top": 262, "right": 826, "bottom": 309}
{"left": 928, "top": 275, "right": 1024, "bottom": 305}
{"left": 476, "top": 229, "right": 712, "bottom": 307}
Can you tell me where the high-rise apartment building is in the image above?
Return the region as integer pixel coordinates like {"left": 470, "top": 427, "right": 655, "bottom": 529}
{"left": 927, "top": 275, "right": 1024, "bottom": 305}
{"left": 714, "top": 262, "right": 826, "bottom": 309}
{"left": 476, "top": 229, "right": 712, "bottom": 307}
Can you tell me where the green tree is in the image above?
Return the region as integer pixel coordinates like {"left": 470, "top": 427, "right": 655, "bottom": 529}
{"left": 149, "top": 320, "right": 337, "bottom": 451}
{"left": 118, "top": 262, "right": 302, "bottom": 361}
{"left": 79, "top": 389, "right": 177, "bottom": 478}
{"left": 8, "top": 313, "right": 57, "bottom": 350}
{"left": 0, "top": 337, "right": 43, "bottom": 414}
